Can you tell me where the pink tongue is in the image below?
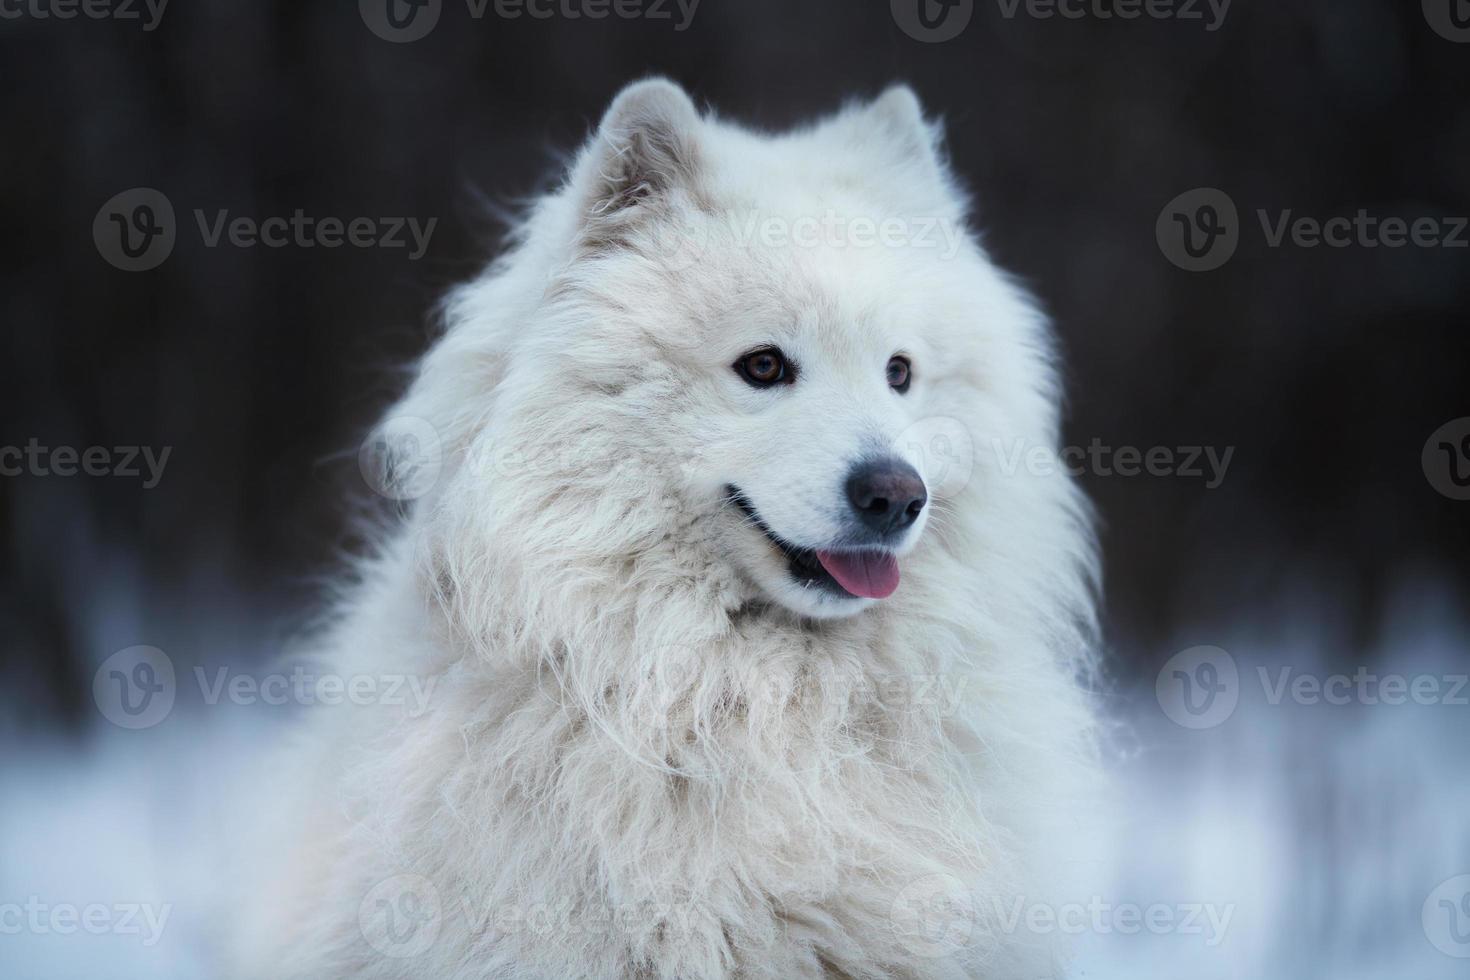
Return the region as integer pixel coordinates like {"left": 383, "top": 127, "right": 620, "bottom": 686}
{"left": 816, "top": 551, "right": 901, "bottom": 600}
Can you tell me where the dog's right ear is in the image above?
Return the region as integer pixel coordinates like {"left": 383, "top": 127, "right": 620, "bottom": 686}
{"left": 579, "top": 78, "right": 703, "bottom": 222}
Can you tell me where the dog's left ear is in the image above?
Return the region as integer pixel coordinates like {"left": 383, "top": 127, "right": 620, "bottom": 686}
{"left": 580, "top": 77, "right": 703, "bottom": 220}
{"left": 863, "top": 84, "right": 946, "bottom": 172}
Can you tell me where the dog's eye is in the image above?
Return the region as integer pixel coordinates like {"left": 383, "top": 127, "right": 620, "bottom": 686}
{"left": 735, "top": 347, "right": 792, "bottom": 388}
{"left": 887, "top": 356, "right": 912, "bottom": 393}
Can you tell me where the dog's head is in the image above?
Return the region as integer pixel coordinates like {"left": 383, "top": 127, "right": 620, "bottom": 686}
{"left": 392, "top": 80, "right": 1085, "bottom": 632}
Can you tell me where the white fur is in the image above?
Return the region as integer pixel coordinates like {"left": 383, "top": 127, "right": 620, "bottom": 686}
{"left": 228, "top": 80, "right": 1102, "bottom": 979}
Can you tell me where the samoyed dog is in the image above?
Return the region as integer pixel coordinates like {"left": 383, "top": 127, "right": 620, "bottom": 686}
{"left": 229, "top": 80, "right": 1101, "bottom": 979}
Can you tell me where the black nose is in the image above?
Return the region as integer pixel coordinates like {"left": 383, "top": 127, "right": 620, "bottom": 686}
{"left": 845, "top": 458, "right": 928, "bottom": 535}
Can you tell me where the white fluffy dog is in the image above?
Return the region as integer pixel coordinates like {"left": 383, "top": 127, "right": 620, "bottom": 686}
{"left": 230, "top": 79, "right": 1101, "bottom": 979}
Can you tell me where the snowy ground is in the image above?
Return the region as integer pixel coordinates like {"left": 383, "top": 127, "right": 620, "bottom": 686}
{"left": 4, "top": 599, "right": 1468, "bottom": 978}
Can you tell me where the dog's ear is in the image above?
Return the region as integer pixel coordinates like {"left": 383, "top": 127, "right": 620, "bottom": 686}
{"left": 581, "top": 77, "right": 703, "bottom": 219}
{"left": 864, "top": 84, "right": 945, "bottom": 171}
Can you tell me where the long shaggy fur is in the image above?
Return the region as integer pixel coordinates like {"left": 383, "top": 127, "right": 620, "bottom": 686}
{"left": 228, "top": 80, "right": 1103, "bottom": 979}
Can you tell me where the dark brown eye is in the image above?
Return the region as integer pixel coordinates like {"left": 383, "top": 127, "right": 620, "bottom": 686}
{"left": 735, "top": 347, "right": 791, "bottom": 388}
{"left": 887, "top": 355, "right": 912, "bottom": 393}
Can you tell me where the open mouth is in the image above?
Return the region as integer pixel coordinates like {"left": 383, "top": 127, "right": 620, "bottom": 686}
{"left": 726, "top": 487, "right": 901, "bottom": 600}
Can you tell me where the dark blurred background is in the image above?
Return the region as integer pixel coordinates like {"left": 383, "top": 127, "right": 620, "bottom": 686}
{"left": 4, "top": 1, "right": 1469, "bottom": 727}
{"left": 3, "top": 2, "right": 1470, "bottom": 977}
